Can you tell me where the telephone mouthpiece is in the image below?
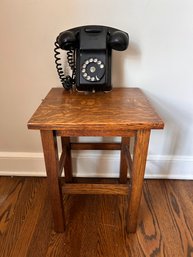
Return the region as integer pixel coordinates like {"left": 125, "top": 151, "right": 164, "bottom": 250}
{"left": 109, "top": 31, "right": 129, "bottom": 51}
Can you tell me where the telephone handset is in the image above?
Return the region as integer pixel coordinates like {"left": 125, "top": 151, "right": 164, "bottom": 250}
{"left": 54, "top": 25, "right": 129, "bottom": 92}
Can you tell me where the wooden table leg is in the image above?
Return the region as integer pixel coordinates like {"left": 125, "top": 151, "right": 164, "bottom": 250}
{"left": 127, "top": 129, "right": 150, "bottom": 233}
{"left": 120, "top": 137, "right": 130, "bottom": 183}
{"left": 61, "top": 137, "right": 73, "bottom": 182}
{"left": 41, "top": 130, "right": 65, "bottom": 232}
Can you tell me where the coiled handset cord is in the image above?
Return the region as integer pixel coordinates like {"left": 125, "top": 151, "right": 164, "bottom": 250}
{"left": 54, "top": 42, "right": 76, "bottom": 90}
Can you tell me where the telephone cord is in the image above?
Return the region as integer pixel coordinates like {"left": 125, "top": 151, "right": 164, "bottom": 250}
{"left": 54, "top": 42, "right": 75, "bottom": 90}
{"left": 67, "top": 49, "right": 76, "bottom": 81}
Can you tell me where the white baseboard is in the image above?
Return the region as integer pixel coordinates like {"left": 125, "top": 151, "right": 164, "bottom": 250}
{"left": 0, "top": 152, "right": 193, "bottom": 179}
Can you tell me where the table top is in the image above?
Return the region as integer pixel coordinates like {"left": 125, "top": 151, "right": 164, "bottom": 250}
{"left": 28, "top": 88, "right": 164, "bottom": 135}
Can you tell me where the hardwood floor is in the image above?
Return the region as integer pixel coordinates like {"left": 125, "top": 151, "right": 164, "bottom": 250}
{"left": 0, "top": 177, "right": 193, "bottom": 257}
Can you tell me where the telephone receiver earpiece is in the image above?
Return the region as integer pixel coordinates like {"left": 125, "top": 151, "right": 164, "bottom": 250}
{"left": 57, "top": 30, "right": 77, "bottom": 50}
{"left": 108, "top": 30, "right": 129, "bottom": 51}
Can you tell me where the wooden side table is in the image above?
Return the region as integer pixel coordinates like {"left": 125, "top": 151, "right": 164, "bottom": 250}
{"left": 27, "top": 88, "right": 164, "bottom": 233}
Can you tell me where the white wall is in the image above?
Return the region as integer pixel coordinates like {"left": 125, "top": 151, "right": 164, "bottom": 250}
{"left": 1, "top": 0, "right": 193, "bottom": 178}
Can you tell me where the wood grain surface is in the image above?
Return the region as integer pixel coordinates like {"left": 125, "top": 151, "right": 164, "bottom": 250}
{"left": 127, "top": 129, "right": 150, "bottom": 232}
{"left": 1, "top": 177, "right": 193, "bottom": 257}
{"left": 41, "top": 130, "right": 65, "bottom": 232}
{"left": 27, "top": 88, "right": 164, "bottom": 133}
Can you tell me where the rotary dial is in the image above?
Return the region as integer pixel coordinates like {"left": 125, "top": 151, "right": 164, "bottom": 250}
{"left": 81, "top": 58, "right": 105, "bottom": 82}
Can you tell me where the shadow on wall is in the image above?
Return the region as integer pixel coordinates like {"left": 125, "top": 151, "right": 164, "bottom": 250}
{"left": 147, "top": 92, "right": 193, "bottom": 176}
{"left": 112, "top": 41, "right": 141, "bottom": 87}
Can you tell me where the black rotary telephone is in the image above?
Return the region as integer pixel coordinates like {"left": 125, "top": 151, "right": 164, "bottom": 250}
{"left": 54, "top": 25, "right": 129, "bottom": 92}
